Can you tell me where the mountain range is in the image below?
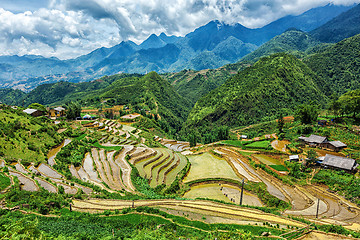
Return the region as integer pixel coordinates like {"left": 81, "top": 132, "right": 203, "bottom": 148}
{"left": 0, "top": 3, "right": 355, "bottom": 92}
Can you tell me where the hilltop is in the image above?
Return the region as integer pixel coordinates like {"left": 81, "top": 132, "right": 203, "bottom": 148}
{"left": 305, "top": 33, "right": 360, "bottom": 95}
{"left": 185, "top": 53, "right": 329, "bottom": 132}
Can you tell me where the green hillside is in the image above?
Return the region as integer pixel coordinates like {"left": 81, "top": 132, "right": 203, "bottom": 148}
{"left": 311, "top": 4, "right": 360, "bottom": 43}
{"left": 162, "top": 63, "right": 247, "bottom": 105}
{"left": 19, "top": 73, "right": 142, "bottom": 106}
{"left": 0, "top": 106, "right": 64, "bottom": 165}
{"left": 185, "top": 53, "right": 329, "bottom": 132}
{"left": 0, "top": 89, "right": 26, "bottom": 106}
{"left": 305, "top": 34, "right": 360, "bottom": 95}
{"left": 19, "top": 72, "right": 191, "bottom": 133}
{"left": 241, "top": 29, "right": 321, "bottom": 63}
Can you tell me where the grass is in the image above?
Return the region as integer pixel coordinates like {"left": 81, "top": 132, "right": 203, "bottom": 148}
{"left": 221, "top": 140, "right": 249, "bottom": 147}
{"left": 183, "top": 152, "right": 242, "bottom": 183}
{"left": 269, "top": 165, "right": 289, "bottom": 172}
{"left": 245, "top": 140, "right": 272, "bottom": 149}
{"left": 92, "top": 142, "right": 123, "bottom": 151}
{"left": 76, "top": 133, "right": 87, "bottom": 141}
{"left": 0, "top": 173, "right": 11, "bottom": 190}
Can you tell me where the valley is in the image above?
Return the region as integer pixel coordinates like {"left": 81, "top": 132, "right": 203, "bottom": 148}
{"left": 2, "top": 2, "right": 360, "bottom": 240}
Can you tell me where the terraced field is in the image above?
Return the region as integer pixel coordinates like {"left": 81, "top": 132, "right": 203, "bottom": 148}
{"left": 3, "top": 117, "right": 360, "bottom": 234}
{"left": 184, "top": 183, "right": 263, "bottom": 206}
{"left": 155, "top": 136, "right": 190, "bottom": 152}
{"left": 131, "top": 147, "right": 188, "bottom": 187}
{"left": 184, "top": 152, "right": 241, "bottom": 183}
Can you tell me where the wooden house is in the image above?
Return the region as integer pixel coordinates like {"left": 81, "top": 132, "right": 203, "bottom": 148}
{"left": 321, "top": 141, "right": 347, "bottom": 152}
{"left": 49, "top": 107, "right": 66, "bottom": 118}
{"left": 289, "top": 155, "right": 299, "bottom": 162}
{"left": 23, "top": 108, "right": 43, "bottom": 117}
{"left": 298, "top": 134, "right": 328, "bottom": 147}
{"left": 321, "top": 154, "right": 358, "bottom": 172}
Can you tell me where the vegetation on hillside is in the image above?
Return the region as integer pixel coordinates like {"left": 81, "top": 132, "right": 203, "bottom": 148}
{"left": 305, "top": 34, "right": 360, "bottom": 95}
{"left": 0, "top": 105, "right": 63, "bottom": 165}
{"left": 184, "top": 53, "right": 329, "bottom": 139}
{"left": 241, "top": 29, "right": 321, "bottom": 63}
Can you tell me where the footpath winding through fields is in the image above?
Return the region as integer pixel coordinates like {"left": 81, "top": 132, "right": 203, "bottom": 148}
{"left": 72, "top": 198, "right": 306, "bottom": 228}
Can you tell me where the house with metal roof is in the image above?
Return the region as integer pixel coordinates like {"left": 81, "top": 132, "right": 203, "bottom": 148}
{"left": 49, "top": 106, "right": 66, "bottom": 118}
{"left": 23, "top": 108, "right": 43, "bottom": 117}
{"left": 289, "top": 155, "right": 300, "bottom": 162}
{"left": 298, "top": 134, "right": 328, "bottom": 147}
{"left": 321, "top": 141, "right": 347, "bottom": 152}
{"left": 322, "top": 154, "right": 358, "bottom": 172}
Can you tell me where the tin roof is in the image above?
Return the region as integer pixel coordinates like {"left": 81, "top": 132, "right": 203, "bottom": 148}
{"left": 323, "top": 154, "right": 356, "bottom": 171}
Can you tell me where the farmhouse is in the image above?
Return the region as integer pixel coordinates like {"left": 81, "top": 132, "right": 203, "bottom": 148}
{"left": 322, "top": 141, "right": 347, "bottom": 152}
{"left": 121, "top": 113, "right": 141, "bottom": 120}
{"left": 23, "top": 108, "right": 44, "bottom": 117}
{"left": 298, "top": 134, "right": 328, "bottom": 147}
{"left": 289, "top": 155, "right": 299, "bottom": 162}
{"left": 49, "top": 107, "right": 66, "bottom": 118}
{"left": 321, "top": 154, "right": 358, "bottom": 172}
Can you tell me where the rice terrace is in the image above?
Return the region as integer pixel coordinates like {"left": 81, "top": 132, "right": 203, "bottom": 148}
{"left": 1, "top": 103, "right": 360, "bottom": 240}
{"left": 2, "top": 1, "right": 360, "bottom": 239}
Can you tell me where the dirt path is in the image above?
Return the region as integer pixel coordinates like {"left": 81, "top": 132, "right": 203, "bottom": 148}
{"left": 114, "top": 146, "right": 136, "bottom": 193}
{"left": 73, "top": 199, "right": 305, "bottom": 228}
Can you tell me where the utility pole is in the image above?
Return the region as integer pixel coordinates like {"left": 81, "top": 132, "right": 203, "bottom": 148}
{"left": 315, "top": 198, "right": 320, "bottom": 219}
{"left": 240, "top": 179, "right": 245, "bottom": 206}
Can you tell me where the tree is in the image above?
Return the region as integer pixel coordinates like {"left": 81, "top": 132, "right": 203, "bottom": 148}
{"left": 189, "top": 132, "right": 197, "bottom": 148}
{"left": 306, "top": 149, "right": 318, "bottom": 166}
{"left": 294, "top": 104, "right": 319, "bottom": 124}
{"left": 277, "top": 112, "right": 284, "bottom": 133}
{"left": 338, "top": 89, "right": 360, "bottom": 118}
{"left": 66, "top": 102, "right": 81, "bottom": 120}
{"left": 28, "top": 103, "right": 47, "bottom": 113}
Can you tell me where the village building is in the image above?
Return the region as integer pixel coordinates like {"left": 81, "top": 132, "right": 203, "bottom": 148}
{"left": 321, "top": 154, "right": 358, "bottom": 172}
{"left": 289, "top": 155, "right": 300, "bottom": 162}
{"left": 299, "top": 134, "right": 347, "bottom": 152}
{"left": 321, "top": 141, "right": 347, "bottom": 152}
{"left": 23, "top": 108, "right": 44, "bottom": 117}
{"left": 82, "top": 114, "right": 92, "bottom": 120}
{"left": 49, "top": 107, "right": 66, "bottom": 118}
{"left": 121, "top": 113, "right": 141, "bottom": 120}
{"left": 298, "top": 134, "right": 328, "bottom": 147}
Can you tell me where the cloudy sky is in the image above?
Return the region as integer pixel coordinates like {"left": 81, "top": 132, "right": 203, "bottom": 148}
{"left": 0, "top": 0, "right": 359, "bottom": 59}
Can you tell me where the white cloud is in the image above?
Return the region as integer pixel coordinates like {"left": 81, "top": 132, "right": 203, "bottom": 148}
{"left": 0, "top": 0, "right": 359, "bottom": 59}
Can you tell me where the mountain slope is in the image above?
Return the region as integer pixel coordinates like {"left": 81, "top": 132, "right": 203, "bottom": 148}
{"left": 185, "top": 53, "right": 329, "bottom": 130}
{"left": 0, "top": 4, "right": 354, "bottom": 91}
{"left": 311, "top": 4, "right": 360, "bottom": 43}
{"left": 162, "top": 62, "right": 247, "bottom": 105}
{"left": 241, "top": 29, "right": 321, "bottom": 63}
{"left": 19, "top": 72, "right": 191, "bottom": 132}
{"left": 261, "top": 4, "right": 355, "bottom": 34}
{"left": 0, "top": 89, "right": 27, "bottom": 105}
{"left": 305, "top": 34, "right": 360, "bottom": 95}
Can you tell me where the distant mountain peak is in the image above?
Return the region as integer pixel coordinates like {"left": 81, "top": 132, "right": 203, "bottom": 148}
{"left": 140, "top": 34, "right": 166, "bottom": 50}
